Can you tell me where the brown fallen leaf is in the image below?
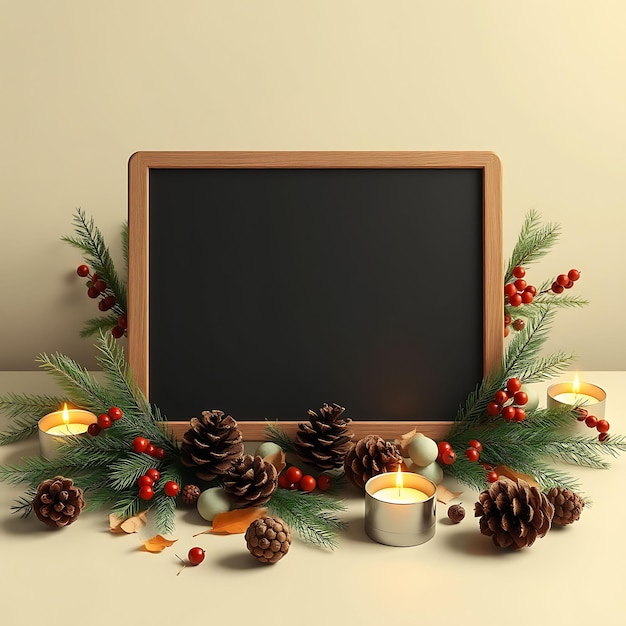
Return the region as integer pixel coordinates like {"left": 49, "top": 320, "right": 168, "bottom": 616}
{"left": 210, "top": 507, "right": 267, "bottom": 535}
{"left": 141, "top": 534, "right": 178, "bottom": 552}
{"left": 436, "top": 484, "right": 463, "bottom": 504}
{"left": 264, "top": 449, "right": 286, "bottom": 475}
{"left": 109, "top": 511, "right": 148, "bottom": 534}
{"left": 493, "top": 465, "right": 540, "bottom": 489}
{"left": 394, "top": 428, "right": 419, "bottom": 457}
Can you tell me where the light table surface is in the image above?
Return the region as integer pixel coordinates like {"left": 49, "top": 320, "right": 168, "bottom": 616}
{"left": 0, "top": 371, "right": 624, "bottom": 626}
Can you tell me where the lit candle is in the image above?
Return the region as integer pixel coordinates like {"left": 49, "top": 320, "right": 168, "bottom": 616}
{"left": 364, "top": 468, "right": 437, "bottom": 547}
{"left": 38, "top": 403, "right": 97, "bottom": 459}
{"left": 547, "top": 374, "right": 606, "bottom": 419}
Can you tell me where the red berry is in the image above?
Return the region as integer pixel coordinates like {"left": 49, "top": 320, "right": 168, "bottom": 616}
{"left": 164, "top": 481, "right": 180, "bottom": 497}
{"left": 137, "top": 475, "right": 154, "bottom": 488}
{"left": 278, "top": 473, "right": 291, "bottom": 489}
{"left": 188, "top": 547, "right": 205, "bottom": 565}
{"left": 138, "top": 485, "right": 154, "bottom": 500}
{"left": 299, "top": 475, "right": 316, "bottom": 492}
{"left": 564, "top": 279, "right": 574, "bottom": 289}
{"left": 486, "top": 401, "right": 502, "bottom": 416}
{"left": 504, "top": 283, "right": 517, "bottom": 297}
{"left": 87, "top": 423, "right": 101, "bottom": 436}
{"left": 556, "top": 274, "right": 569, "bottom": 286}
{"left": 514, "top": 279, "right": 527, "bottom": 291}
{"left": 87, "top": 286, "right": 100, "bottom": 298}
{"left": 520, "top": 291, "right": 534, "bottom": 304}
{"left": 145, "top": 444, "right": 156, "bottom": 456}
{"left": 111, "top": 326, "right": 124, "bottom": 338}
{"left": 487, "top": 470, "right": 498, "bottom": 483}
{"left": 494, "top": 389, "right": 509, "bottom": 405}
{"left": 97, "top": 413, "right": 112, "bottom": 429}
{"left": 93, "top": 279, "right": 107, "bottom": 293}
{"left": 132, "top": 436, "right": 150, "bottom": 453}
{"left": 568, "top": 269, "right": 581, "bottom": 281}
{"left": 439, "top": 449, "right": 456, "bottom": 465}
{"left": 152, "top": 447, "right": 166, "bottom": 460}
{"left": 76, "top": 264, "right": 90, "bottom": 277}
{"left": 285, "top": 466, "right": 303, "bottom": 484}
{"left": 506, "top": 378, "right": 522, "bottom": 393}
{"left": 145, "top": 468, "right": 161, "bottom": 482}
{"left": 465, "top": 448, "right": 480, "bottom": 462}
{"left": 468, "top": 439, "right": 483, "bottom": 453}
{"left": 512, "top": 266, "right": 525, "bottom": 279}
{"left": 508, "top": 293, "right": 522, "bottom": 307}
{"left": 501, "top": 405, "right": 516, "bottom": 421}
{"left": 512, "top": 318, "right": 525, "bottom": 331}
{"left": 513, "top": 408, "right": 526, "bottom": 422}
{"left": 599, "top": 432, "right": 609, "bottom": 442}
{"left": 504, "top": 314, "right": 512, "bottom": 326}
{"left": 317, "top": 474, "right": 332, "bottom": 491}
{"left": 551, "top": 282, "right": 564, "bottom": 294}
{"left": 524, "top": 285, "right": 537, "bottom": 296}
{"left": 117, "top": 315, "right": 127, "bottom": 330}
{"left": 513, "top": 391, "right": 528, "bottom": 406}
{"left": 103, "top": 295, "right": 116, "bottom": 309}
{"left": 596, "top": 419, "right": 610, "bottom": 433}
{"left": 585, "top": 415, "right": 598, "bottom": 428}
{"left": 108, "top": 406, "right": 123, "bottom": 420}
{"left": 504, "top": 325, "right": 510, "bottom": 337}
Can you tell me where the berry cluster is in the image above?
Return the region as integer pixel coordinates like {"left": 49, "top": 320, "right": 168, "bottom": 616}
{"left": 574, "top": 408, "right": 611, "bottom": 442}
{"left": 551, "top": 268, "right": 581, "bottom": 294}
{"left": 137, "top": 467, "right": 180, "bottom": 501}
{"left": 76, "top": 264, "right": 127, "bottom": 339}
{"left": 437, "top": 439, "right": 499, "bottom": 484}
{"left": 132, "top": 435, "right": 166, "bottom": 461}
{"left": 464, "top": 439, "right": 483, "bottom": 462}
{"left": 486, "top": 377, "right": 528, "bottom": 421}
{"left": 277, "top": 465, "right": 332, "bottom": 493}
{"left": 87, "top": 406, "right": 123, "bottom": 436}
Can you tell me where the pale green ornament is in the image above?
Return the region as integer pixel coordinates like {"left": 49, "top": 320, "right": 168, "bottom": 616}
{"left": 521, "top": 384, "right": 540, "bottom": 412}
{"left": 254, "top": 441, "right": 283, "bottom": 458}
{"left": 407, "top": 434, "right": 438, "bottom": 467}
{"left": 196, "top": 487, "right": 231, "bottom": 522}
{"left": 409, "top": 461, "right": 444, "bottom": 485}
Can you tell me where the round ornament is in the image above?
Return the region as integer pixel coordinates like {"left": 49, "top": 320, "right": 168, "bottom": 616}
{"left": 254, "top": 441, "right": 283, "bottom": 458}
{"left": 407, "top": 434, "right": 438, "bottom": 467}
{"left": 408, "top": 460, "right": 443, "bottom": 485}
{"left": 196, "top": 487, "right": 231, "bottom": 522}
{"left": 521, "top": 384, "right": 540, "bottom": 412}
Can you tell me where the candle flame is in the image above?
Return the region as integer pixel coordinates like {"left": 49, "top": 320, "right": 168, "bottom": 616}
{"left": 62, "top": 403, "right": 70, "bottom": 425}
{"left": 395, "top": 466, "right": 404, "bottom": 490}
{"left": 573, "top": 373, "right": 580, "bottom": 395}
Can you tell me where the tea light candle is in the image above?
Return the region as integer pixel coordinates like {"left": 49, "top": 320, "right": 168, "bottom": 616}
{"left": 38, "top": 403, "right": 97, "bottom": 459}
{"left": 547, "top": 375, "right": 606, "bottom": 419}
{"left": 364, "top": 468, "right": 436, "bottom": 547}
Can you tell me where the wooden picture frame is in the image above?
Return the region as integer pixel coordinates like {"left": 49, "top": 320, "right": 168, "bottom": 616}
{"left": 128, "top": 151, "right": 502, "bottom": 441}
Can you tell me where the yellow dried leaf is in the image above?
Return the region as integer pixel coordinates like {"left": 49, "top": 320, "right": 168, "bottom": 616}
{"left": 493, "top": 465, "right": 540, "bottom": 489}
{"left": 210, "top": 507, "right": 267, "bottom": 535}
{"left": 436, "top": 484, "right": 463, "bottom": 504}
{"left": 109, "top": 511, "right": 148, "bottom": 534}
{"left": 141, "top": 534, "right": 177, "bottom": 552}
{"left": 264, "top": 449, "right": 286, "bottom": 475}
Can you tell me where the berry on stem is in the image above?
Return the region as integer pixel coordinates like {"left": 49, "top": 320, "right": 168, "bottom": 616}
{"left": 164, "top": 481, "right": 180, "bottom": 497}
{"left": 187, "top": 547, "right": 205, "bottom": 565}
{"left": 97, "top": 413, "right": 112, "bottom": 429}
{"left": 76, "top": 264, "right": 90, "bottom": 277}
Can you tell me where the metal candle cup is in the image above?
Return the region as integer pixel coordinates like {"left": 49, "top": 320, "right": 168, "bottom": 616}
{"left": 547, "top": 381, "right": 606, "bottom": 419}
{"left": 38, "top": 406, "right": 97, "bottom": 459}
{"left": 364, "top": 472, "right": 437, "bottom": 547}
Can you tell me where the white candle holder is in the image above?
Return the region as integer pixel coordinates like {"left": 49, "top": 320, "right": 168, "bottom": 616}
{"left": 364, "top": 472, "right": 437, "bottom": 547}
{"left": 38, "top": 408, "right": 97, "bottom": 459}
{"left": 546, "top": 381, "right": 606, "bottom": 419}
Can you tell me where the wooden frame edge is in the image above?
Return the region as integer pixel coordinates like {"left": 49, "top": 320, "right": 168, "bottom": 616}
{"left": 128, "top": 151, "right": 503, "bottom": 441}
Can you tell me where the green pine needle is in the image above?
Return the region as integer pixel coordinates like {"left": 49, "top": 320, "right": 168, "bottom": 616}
{"left": 265, "top": 422, "right": 297, "bottom": 454}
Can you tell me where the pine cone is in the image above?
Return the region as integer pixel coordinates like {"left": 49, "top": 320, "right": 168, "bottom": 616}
{"left": 474, "top": 477, "right": 554, "bottom": 549}
{"left": 32, "top": 476, "right": 84, "bottom": 528}
{"left": 343, "top": 434, "right": 403, "bottom": 489}
{"left": 294, "top": 403, "right": 354, "bottom": 470}
{"left": 222, "top": 454, "right": 278, "bottom": 508}
{"left": 245, "top": 515, "right": 292, "bottom": 563}
{"left": 545, "top": 486, "right": 584, "bottom": 526}
{"left": 181, "top": 484, "right": 201, "bottom": 506}
{"left": 180, "top": 410, "right": 244, "bottom": 481}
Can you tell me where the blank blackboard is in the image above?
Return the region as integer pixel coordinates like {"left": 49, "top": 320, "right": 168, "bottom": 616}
{"left": 128, "top": 152, "right": 502, "bottom": 440}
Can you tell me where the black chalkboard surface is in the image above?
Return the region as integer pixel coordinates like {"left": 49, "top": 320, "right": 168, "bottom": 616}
{"left": 128, "top": 152, "right": 502, "bottom": 440}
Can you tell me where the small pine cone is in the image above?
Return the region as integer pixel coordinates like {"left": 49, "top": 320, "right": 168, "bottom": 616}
{"left": 32, "top": 476, "right": 85, "bottom": 528}
{"left": 474, "top": 477, "right": 554, "bottom": 549}
{"left": 294, "top": 403, "right": 354, "bottom": 470}
{"left": 245, "top": 515, "right": 291, "bottom": 563}
{"left": 545, "top": 486, "right": 584, "bottom": 526}
{"left": 343, "top": 434, "right": 403, "bottom": 489}
{"left": 222, "top": 454, "right": 278, "bottom": 508}
{"left": 181, "top": 484, "right": 201, "bottom": 506}
{"left": 180, "top": 410, "right": 244, "bottom": 482}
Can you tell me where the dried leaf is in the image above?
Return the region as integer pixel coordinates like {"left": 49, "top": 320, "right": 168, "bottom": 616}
{"left": 264, "top": 449, "right": 286, "bottom": 475}
{"left": 210, "top": 507, "right": 267, "bottom": 535}
{"left": 109, "top": 511, "right": 148, "bottom": 534}
{"left": 436, "top": 484, "right": 463, "bottom": 504}
{"left": 141, "top": 534, "right": 177, "bottom": 552}
{"left": 493, "top": 465, "right": 540, "bottom": 489}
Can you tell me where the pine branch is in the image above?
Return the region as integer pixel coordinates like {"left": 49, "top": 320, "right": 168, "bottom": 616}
{"left": 265, "top": 422, "right": 296, "bottom": 454}
{"left": 267, "top": 488, "right": 347, "bottom": 549}
{"left": 79, "top": 315, "right": 119, "bottom": 338}
{"left": 0, "top": 392, "right": 66, "bottom": 445}
{"left": 10, "top": 495, "right": 34, "bottom": 519}
{"left": 513, "top": 352, "right": 577, "bottom": 384}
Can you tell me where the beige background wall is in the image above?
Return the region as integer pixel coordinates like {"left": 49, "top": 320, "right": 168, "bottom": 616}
{"left": 1, "top": 1, "right": 624, "bottom": 372}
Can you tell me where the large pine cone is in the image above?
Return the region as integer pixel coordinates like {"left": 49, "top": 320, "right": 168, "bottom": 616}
{"left": 294, "top": 403, "right": 354, "bottom": 470}
{"left": 222, "top": 454, "right": 278, "bottom": 508}
{"left": 474, "top": 477, "right": 555, "bottom": 549}
{"left": 545, "top": 486, "right": 584, "bottom": 526}
{"left": 33, "top": 476, "right": 84, "bottom": 528}
{"left": 343, "top": 434, "right": 403, "bottom": 489}
{"left": 245, "top": 515, "right": 292, "bottom": 563}
{"left": 180, "top": 410, "right": 244, "bottom": 482}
